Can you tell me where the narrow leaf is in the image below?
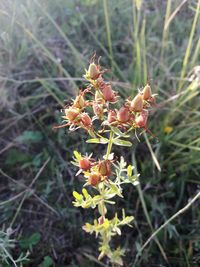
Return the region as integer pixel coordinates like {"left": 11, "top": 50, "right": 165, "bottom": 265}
{"left": 113, "top": 139, "right": 132, "bottom": 147}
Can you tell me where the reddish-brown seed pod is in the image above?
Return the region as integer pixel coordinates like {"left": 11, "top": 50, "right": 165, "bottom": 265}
{"left": 130, "top": 94, "right": 143, "bottom": 112}
{"left": 64, "top": 107, "right": 79, "bottom": 121}
{"left": 88, "top": 62, "right": 100, "bottom": 80}
{"left": 73, "top": 95, "right": 85, "bottom": 109}
{"left": 93, "top": 102, "right": 103, "bottom": 118}
{"left": 81, "top": 113, "right": 92, "bottom": 127}
{"left": 98, "top": 160, "right": 112, "bottom": 177}
{"left": 79, "top": 158, "right": 91, "bottom": 170}
{"left": 117, "top": 106, "right": 130, "bottom": 123}
{"left": 149, "top": 96, "right": 156, "bottom": 104}
{"left": 98, "top": 216, "right": 104, "bottom": 225}
{"left": 107, "top": 110, "right": 116, "bottom": 123}
{"left": 135, "top": 110, "right": 148, "bottom": 128}
{"left": 88, "top": 172, "right": 101, "bottom": 186}
{"left": 101, "top": 85, "right": 116, "bottom": 102}
{"left": 142, "top": 84, "right": 152, "bottom": 100}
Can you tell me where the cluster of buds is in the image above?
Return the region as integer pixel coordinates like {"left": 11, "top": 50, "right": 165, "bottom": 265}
{"left": 55, "top": 56, "right": 157, "bottom": 266}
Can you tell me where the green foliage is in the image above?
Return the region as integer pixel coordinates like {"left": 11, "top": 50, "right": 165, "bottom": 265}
{"left": 16, "top": 131, "right": 43, "bottom": 144}
{"left": 39, "top": 256, "right": 54, "bottom": 267}
{"left": 0, "top": 230, "right": 29, "bottom": 266}
{"left": 19, "top": 233, "right": 41, "bottom": 250}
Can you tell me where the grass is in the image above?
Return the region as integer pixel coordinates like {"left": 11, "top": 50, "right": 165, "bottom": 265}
{"left": 0, "top": 0, "right": 200, "bottom": 266}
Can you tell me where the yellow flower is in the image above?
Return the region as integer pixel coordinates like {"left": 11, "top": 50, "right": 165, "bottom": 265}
{"left": 164, "top": 126, "right": 173, "bottom": 134}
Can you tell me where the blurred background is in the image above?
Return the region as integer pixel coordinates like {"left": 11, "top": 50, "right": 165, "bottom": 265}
{"left": 0, "top": 0, "right": 200, "bottom": 266}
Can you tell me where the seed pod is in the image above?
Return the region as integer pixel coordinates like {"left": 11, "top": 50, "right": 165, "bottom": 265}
{"left": 98, "top": 160, "right": 112, "bottom": 176}
{"left": 142, "top": 84, "right": 152, "bottom": 100}
{"left": 64, "top": 107, "right": 79, "bottom": 121}
{"left": 73, "top": 95, "right": 85, "bottom": 109}
{"left": 135, "top": 110, "right": 148, "bottom": 128}
{"left": 149, "top": 95, "right": 156, "bottom": 104}
{"left": 101, "top": 85, "right": 116, "bottom": 102}
{"left": 88, "top": 62, "right": 99, "bottom": 80}
{"left": 81, "top": 113, "right": 92, "bottom": 127}
{"left": 107, "top": 110, "right": 116, "bottom": 123}
{"left": 130, "top": 94, "right": 143, "bottom": 112}
{"left": 117, "top": 106, "right": 130, "bottom": 122}
{"left": 98, "top": 216, "right": 104, "bottom": 225}
{"left": 93, "top": 102, "right": 104, "bottom": 118}
{"left": 88, "top": 172, "right": 101, "bottom": 186}
{"left": 79, "top": 158, "right": 91, "bottom": 170}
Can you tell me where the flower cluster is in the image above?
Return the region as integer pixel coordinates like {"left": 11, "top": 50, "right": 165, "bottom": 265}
{"left": 55, "top": 56, "right": 157, "bottom": 265}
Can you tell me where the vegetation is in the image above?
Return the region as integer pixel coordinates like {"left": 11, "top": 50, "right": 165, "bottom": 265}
{"left": 0, "top": 0, "right": 200, "bottom": 266}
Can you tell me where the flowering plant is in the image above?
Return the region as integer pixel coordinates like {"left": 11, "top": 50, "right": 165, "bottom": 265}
{"left": 54, "top": 56, "right": 156, "bottom": 266}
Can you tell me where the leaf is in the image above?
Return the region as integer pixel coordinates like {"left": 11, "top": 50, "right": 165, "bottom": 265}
{"left": 16, "top": 131, "right": 43, "bottom": 144}
{"left": 82, "top": 188, "right": 90, "bottom": 199}
{"left": 19, "top": 233, "right": 41, "bottom": 249}
{"left": 86, "top": 138, "right": 108, "bottom": 144}
{"left": 5, "top": 149, "right": 32, "bottom": 165}
{"left": 110, "top": 127, "right": 130, "bottom": 138}
{"left": 73, "top": 191, "right": 83, "bottom": 201}
{"left": 39, "top": 256, "right": 54, "bottom": 267}
{"left": 73, "top": 150, "right": 82, "bottom": 160}
{"left": 127, "top": 165, "right": 133, "bottom": 177}
{"left": 113, "top": 139, "right": 132, "bottom": 147}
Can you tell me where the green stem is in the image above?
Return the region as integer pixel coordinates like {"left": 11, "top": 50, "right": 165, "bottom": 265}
{"left": 99, "top": 131, "right": 114, "bottom": 219}
{"left": 106, "top": 131, "right": 114, "bottom": 160}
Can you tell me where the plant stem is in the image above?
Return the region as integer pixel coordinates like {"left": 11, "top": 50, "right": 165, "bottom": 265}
{"left": 133, "top": 190, "right": 200, "bottom": 266}
{"left": 100, "top": 131, "right": 114, "bottom": 219}
{"left": 106, "top": 131, "right": 114, "bottom": 160}
{"left": 131, "top": 151, "right": 168, "bottom": 264}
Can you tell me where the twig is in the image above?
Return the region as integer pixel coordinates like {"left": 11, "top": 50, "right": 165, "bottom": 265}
{"left": 133, "top": 190, "right": 200, "bottom": 266}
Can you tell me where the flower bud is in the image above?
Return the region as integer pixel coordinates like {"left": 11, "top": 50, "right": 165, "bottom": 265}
{"left": 130, "top": 94, "right": 143, "bottom": 112}
{"left": 88, "top": 172, "right": 101, "bottom": 186}
{"left": 101, "top": 85, "right": 116, "bottom": 102}
{"left": 142, "top": 84, "right": 152, "bottom": 100}
{"left": 64, "top": 107, "right": 79, "bottom": 121}
{"left": 79, "top": 158, "right": 91, "bottom": 170}
{"left": 98, "top": 160, "right": 112, "bottom": 177}
{"left": 117, "top": 106, "right": 130, "bottom": 122}
{"left": 107, "top": 110, "right": 116, "bottom": 123}
{"left": 73, "top": 95, "right": 85, "bottom": 109}
{"left": 135, "top": 110, "right": 148, "bottom": 128}
{"left": 81, "top": 113, "right": 92, "bottom": 127}
{"left": 88, "top": 62, "right": 99, "bottom": 80}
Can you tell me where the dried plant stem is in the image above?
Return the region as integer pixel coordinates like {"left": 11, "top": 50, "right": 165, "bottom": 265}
{"left": 133, "top": 190, "right": 200, "bottom": 266}
{"left": 132, "top": 152, "right": 168, "bottom": 264}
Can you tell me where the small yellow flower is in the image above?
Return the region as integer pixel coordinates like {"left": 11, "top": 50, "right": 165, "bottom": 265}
{"left": 164, "top": 126, "right": 173, "bottom": 134}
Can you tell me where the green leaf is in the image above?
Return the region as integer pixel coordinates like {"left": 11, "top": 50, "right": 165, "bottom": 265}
{"left": 73, "top": 191, "right": 83, "bottom": 201}
{"left": 127, "top": 165, "right": 133, "bottom": 177}
{"left": 16, "top": 131, "right": 43, "bottom": 144}
{"left": 5, "top": 149, "right": 32, "bottom": 165}
{"left": 82, "top": 188, "right": 90, "bottom": 199}
{"left": 19, "top": 232, "right": 41, "bottom": 249}
{"left": 113, "top": 139, "right": 132, "bottom": 147}
{"left": 39, "top": 256, "right": 54, "bottom": 267}
{"left": 110, "top": 127, "right": 130, "bottom": 138}
{"left": 73, "top": 150, "right": 82, "bottom": 160}
{"left": 86, "top": 138, "right": 108, "bottom": 144}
